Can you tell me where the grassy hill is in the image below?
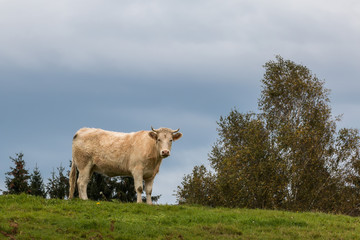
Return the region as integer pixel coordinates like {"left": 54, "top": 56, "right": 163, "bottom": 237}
{"left": 0, "top": 194, "right": 359, "bottom": 239}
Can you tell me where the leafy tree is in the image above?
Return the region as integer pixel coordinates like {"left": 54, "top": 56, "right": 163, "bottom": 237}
{"left": 334, "top": 128, "right": 360, "bottom": 215}
{"left": 258, "top": 55, "right": 338, "bottom": 210}
{"left": 177, "top": 165, "right": 217, "bottom": 206}
{"left": 177, "top": 56, "right": 360, "bottom": 215}
{"left": 258, "top": 56, "right": 360, "bottom": 212}
{"left": 5, "top": 153, "right": 30, "bottom": 194}
{"left": 210, "top": 111, "right": 287, "bottom": 208}
{"left": 29, "top": 164, "right": 46, "bottom": 198}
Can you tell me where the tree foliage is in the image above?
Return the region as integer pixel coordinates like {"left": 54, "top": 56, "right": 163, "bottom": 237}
{"left": 211, "top": 111, "right": 287, "bottom": 209}
{"left": 29, "top": 164, "right": 46, "bottom": 198}
{"left": 47, "top": 165, "right": 69, "bottom": 199}
{"left": 86, "top": 173, "right": 137, "bottom": 202}
{"left": 177, "top": 165, "right": 217, "bottom": 206}
{"left": 5, "top": 153, "right": 30, "bottom": 195}
{"left": 177, "top": 56, "right": 360, "bottom": 215}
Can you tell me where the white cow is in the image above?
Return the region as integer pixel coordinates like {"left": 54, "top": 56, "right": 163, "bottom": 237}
{"left": 69, "top": 127, "right": 182, "bottom": 204}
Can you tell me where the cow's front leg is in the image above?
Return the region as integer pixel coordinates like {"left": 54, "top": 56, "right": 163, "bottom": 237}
{"left": 132, "top": 168, "right": 144, "bottom": 203}
{"left": 145, "top": 177, "right": 155, "bottom": 205}
{"left": 77, "top": 164, "right": 93, "bottom": 200}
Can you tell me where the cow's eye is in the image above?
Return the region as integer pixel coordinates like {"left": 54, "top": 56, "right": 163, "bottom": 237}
{"left": 170, "top": 139, "right": 173, "bottom": 142}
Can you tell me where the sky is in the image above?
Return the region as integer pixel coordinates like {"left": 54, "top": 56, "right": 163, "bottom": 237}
{"left": 1, "top": 0, "right": 360, "bottom": 204}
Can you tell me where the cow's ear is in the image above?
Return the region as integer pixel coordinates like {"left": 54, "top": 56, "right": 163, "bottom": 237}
{"left": 149, "top": 131, "right": 157, "bottom": 140}
{"left": 173, "top": 132, "right": 182, "bottom": 141}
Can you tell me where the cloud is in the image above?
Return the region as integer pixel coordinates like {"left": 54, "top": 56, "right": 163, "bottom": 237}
{"left": 1, "top": 0, "right": 358, "bottom": 95}
{"left": 6, "top": 0, "right": 360, "bottom": 79}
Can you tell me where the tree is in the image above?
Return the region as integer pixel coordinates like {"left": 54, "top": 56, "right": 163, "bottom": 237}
{"left": 114, "top": 177, "right": 137, "bottom": 202}
{"left": 5, "top": 153, "right": 30, "bottom": 194}
{"left": 84, "top": 173, "right": 138, "bottom": 202}
{"left": 87, "top": 172, "right": 118, "bottom": 201}
{"left": 177, "top": 111, "right": 287, "bottom": 209}
{"left": 177, "top": 165, "right": 217, "bottom": 206}
{"left": 29, "top": 164, "right": 46, "bottom": 198}
{"left": 257, "top": 55, "right": 360, "bottom": 211}
{"left": 47, "top": 164, "right": 69, "bottom": 199}
{"left": 209, "top": 111, "right": 287, "bottom": 208}
{"left": 334, "top": 128, "right": 360, "bottom": 215}
{"left": 258, "top": 56, "right": 335, "bottom": 210}
{"left": 177, "top": 56, "right": 360, "bottom": 215}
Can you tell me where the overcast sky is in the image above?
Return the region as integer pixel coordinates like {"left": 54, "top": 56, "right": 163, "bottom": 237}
{"left": 1, "top": 0, "right": 360, "bottom": 204}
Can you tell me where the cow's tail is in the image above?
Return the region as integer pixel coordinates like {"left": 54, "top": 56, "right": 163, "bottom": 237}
{"left": 69, "top": 159, "right": 77, "bottom": 199}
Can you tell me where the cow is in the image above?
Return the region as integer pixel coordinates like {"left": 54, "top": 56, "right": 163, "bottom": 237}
{"left": 69, "top": 127, "right": 182, "bottom": 204}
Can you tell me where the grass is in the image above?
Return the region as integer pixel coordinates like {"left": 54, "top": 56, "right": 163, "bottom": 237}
{"left": 0, "top": 194, "right": 360, "bottom": 239}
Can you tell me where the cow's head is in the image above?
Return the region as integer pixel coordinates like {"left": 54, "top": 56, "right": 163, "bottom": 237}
{"left": 149, "top": 127, "right": 182, "bottom": 158}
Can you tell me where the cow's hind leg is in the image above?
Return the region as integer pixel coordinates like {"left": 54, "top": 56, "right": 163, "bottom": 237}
{"left": 77, "top": 163, "right": 93, "bottom": 200}
{"left": 145, "top": 178, "right": 155, "bottom": 205}
{"left": 69, "top": 160, "right": 77, "bottom": 199}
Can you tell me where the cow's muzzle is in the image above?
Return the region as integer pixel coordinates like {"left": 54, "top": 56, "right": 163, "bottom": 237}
{"left": 161, "top": 150, "right": 170, "bottom": 158}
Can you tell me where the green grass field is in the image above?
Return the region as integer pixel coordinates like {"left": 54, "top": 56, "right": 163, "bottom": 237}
{"left": 0, "top": 194, "right": 359, "bottom": 239}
